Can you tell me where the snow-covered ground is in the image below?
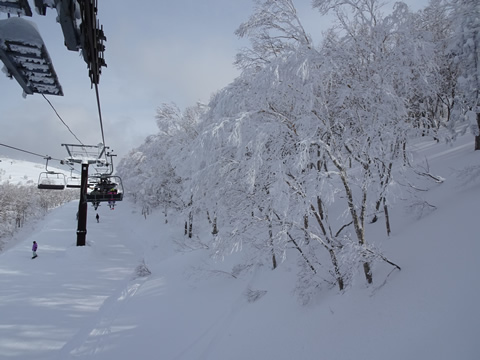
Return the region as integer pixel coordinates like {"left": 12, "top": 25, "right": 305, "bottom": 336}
{"left": 0, "top": 134, "right": 479, "bottom": 360}
{"left": 0, "top": 158, "right": 44, "bottom": 186}
{"left": 0, "top": 157, "right": 71, "bottom": 186}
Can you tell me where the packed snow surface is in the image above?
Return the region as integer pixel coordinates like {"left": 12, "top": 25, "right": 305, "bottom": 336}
{"left": 0, "top": 134, "right": 479, "bottom": 360}
{"left": 0, "top": 157, "right": 70, "bottom": 186}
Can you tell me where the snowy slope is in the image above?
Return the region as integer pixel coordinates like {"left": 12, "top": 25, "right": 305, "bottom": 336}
{"left": 0, "top": 157, "right": 72, "bottom": 186}
{"left": 0, "top": 134, "right": 479, "bottom": 360}
{"left": 0, "top": 158, "right": 44, "bottom": 186}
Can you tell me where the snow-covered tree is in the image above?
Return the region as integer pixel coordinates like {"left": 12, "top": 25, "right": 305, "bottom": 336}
{"left": 117, "top": 102, "right": 205, "bottom": 230}
{"left": 0, "top": 183, "right": 77, "bottom": 251}
{"left": 306, "top": 0, "right": 438, "bottom": 283}
{"left": 117, "top": 0, "right": 463, "bottom": 294}
{"left": 415, "top": 0, "right": 457, "bottom": 136}
{"left": 234, "top": 0, "right": 312, "bottom": 70}
{"left": 446, "top": 0, "right": 480, "bottom": 149}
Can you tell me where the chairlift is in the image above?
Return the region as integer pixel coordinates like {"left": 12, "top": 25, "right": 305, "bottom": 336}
{"left": 86, "top": 174, "right": 124, "bottom": 209}
{"left": 66, "top": 176, "right": 81, "bottom": 189}
{"left": 65, "top": 169, "right": 81, "bottom": 188}
{"left": 37, "top": 157, "right": 66, "bottom": 190}
{"left": 38, "top": 172, "right": 66, "bottom": 190}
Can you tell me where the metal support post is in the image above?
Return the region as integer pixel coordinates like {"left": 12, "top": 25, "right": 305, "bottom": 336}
{"left": 76, "top": 163, "right": 89, "bottom": 246}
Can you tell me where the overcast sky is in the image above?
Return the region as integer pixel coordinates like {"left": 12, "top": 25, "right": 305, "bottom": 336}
{"left": 0, "top": 0, "right": 255, "bottom": 164}
{"left": 0, "top": 0, "right": 427, "bottom": 167}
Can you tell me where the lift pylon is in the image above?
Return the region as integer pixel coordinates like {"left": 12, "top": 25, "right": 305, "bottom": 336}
{"left": 62, "top": 143, "right": 107, "bottom": 246}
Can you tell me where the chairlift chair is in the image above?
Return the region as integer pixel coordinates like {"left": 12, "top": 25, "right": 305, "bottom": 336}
{"left": 66, "top": 175, "right": 81, "bottom": 188}
{"left": 37, "top": 156, "right": 66, "bottom": 190}
{"left": 37, "top": 171, "right": 66, "bottom": 190}
{"left": 66, "top": 179, "right": 81, "bottom": 188}
{"left": 85, "top": 175, "right": 124, "bottom": 203}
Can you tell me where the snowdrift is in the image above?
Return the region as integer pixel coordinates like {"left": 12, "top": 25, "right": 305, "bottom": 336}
{"left": 0, "top": 134, "right": 479, "bottom": 360}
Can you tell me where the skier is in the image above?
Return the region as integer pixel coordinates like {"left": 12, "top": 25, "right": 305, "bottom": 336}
{"left": 96, "top": 213, "right": 100, "bottom": 223}
{"left": 32, "top": 241, "right": 38, "bottom": 259}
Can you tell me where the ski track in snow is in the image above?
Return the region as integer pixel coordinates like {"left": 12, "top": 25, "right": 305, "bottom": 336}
{"left": 60, "top": 277, "right": 148, "bottom": 359}
{"left": 57, "top": 204, "right": 151, "bottom": 360}
{"left": 0, "top": 201, "right": 144, "bottom": 360}
{"left": 172, "top": 264, "right": 262, "bottom": 360}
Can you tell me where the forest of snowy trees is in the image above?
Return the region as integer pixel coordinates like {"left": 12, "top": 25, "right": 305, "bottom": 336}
{"left": 0, "top": 178, "right": 77, "bottom": 251}
{"left": 117, "top": 0, "right": 479, "bottom": 296}
{"left": 0, "top": 160, "right": 79, "bottom": 252}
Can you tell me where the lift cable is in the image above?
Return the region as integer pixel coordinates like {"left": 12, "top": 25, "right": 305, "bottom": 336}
{"left": 94, "top": 82, "right": 106, "bottom": 149}
{"left": 42, "top": 94, "right": 85, "bottom": 146}
{"left": 0, "top": 143, "right": 63, "bottom": 162}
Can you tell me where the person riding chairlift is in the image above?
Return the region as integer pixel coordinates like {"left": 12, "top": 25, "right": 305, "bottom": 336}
{"left": 108, "top": 187, "right": 116, "bottom": 209}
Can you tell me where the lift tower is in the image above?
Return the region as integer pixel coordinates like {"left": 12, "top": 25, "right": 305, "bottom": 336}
{"left": 62, "top": 143, "right": 107, "bottom": 246}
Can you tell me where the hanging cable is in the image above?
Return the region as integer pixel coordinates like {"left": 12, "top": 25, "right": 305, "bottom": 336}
{"left": 42, "top": 94, "right": 85, "bottom": 146}
{"left": 94, "top": 83, "right": 106, "bottom": 147}
{"left": 93, "top": 83, "right": 110, "bottom": 169}
{"left": 0, "top": 143, "right": 46, "bottom": 158}
{"left": 0, "top": 143, "right": 63, "bottom": 162}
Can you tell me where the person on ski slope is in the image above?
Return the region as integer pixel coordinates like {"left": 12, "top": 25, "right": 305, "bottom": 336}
{"left": 96, "top": 213, "right": 100, "bottom": 223}
{"left": 32, "top": 241, "right": 38, "bottom": 259}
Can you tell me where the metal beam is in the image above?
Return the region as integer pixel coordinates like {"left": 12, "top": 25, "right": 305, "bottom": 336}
{"left": 34, "top": 0, "right": 47, "bottom": 15}
{"left": 34, "top": 0, "right": 107, "bottom": 85}
{"left": 0, "top": 42, "right": 33, "bottom": 94}
{"left": 0, "top": 0, "right": 32, "bottom": 17}
{"left": 56, "top": 0, "right": 82, "bottom": 51}
{"left": 0, "top": 18, "right": 63, "bottom": 96}
{"left": 76, "top": 162, "right": 89, "bottom": 246}
{"left": 78, "top": 0, "right": 106, "bottom": 85}
{"left": 62, "top": 143, "right": 108, "bottom": 165}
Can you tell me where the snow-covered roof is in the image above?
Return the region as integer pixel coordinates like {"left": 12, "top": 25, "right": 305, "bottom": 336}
{"left": 0, "top": 17, "right": 63, "bottom": 96}
{"left": 0, "top": 16, "right": 42, "bottom": 45}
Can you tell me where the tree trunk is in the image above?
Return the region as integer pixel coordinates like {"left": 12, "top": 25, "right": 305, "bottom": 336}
{"left": 267, "top": 215, "right": 277, "bottom": 270}
{"left": 337, "top": 168, "right": 372, "bottom": 284}
{"left": 329, "top": 248, "right": 345, "bottom": 291}
{"left": 206, "top": 211, "right": 218, "bottom": 234}
{"left": 309, "top": 203, "right": 345, "bottom": 290}
{"left": 188, "top": 212, "right": 193, "bottom": 238}
{"left": 287, "top": 232, "right": 316, "bottom": 275}
{"left": 384, "top": 198, "right": 391, "bottom": 236}
{"left": 212, "top": 215, "right": 218, "bottom": 235}
{"left": 304, "top": 213, "right": 309, "bottom": 244}
{"left": 475, "top": 113, "right": 480, "bottom": 151}
{"left": 363, "top": 262, "right": 373, "bottom": 284}
{"left": 273, "top": 210, "right": 317, "bottom": 277}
